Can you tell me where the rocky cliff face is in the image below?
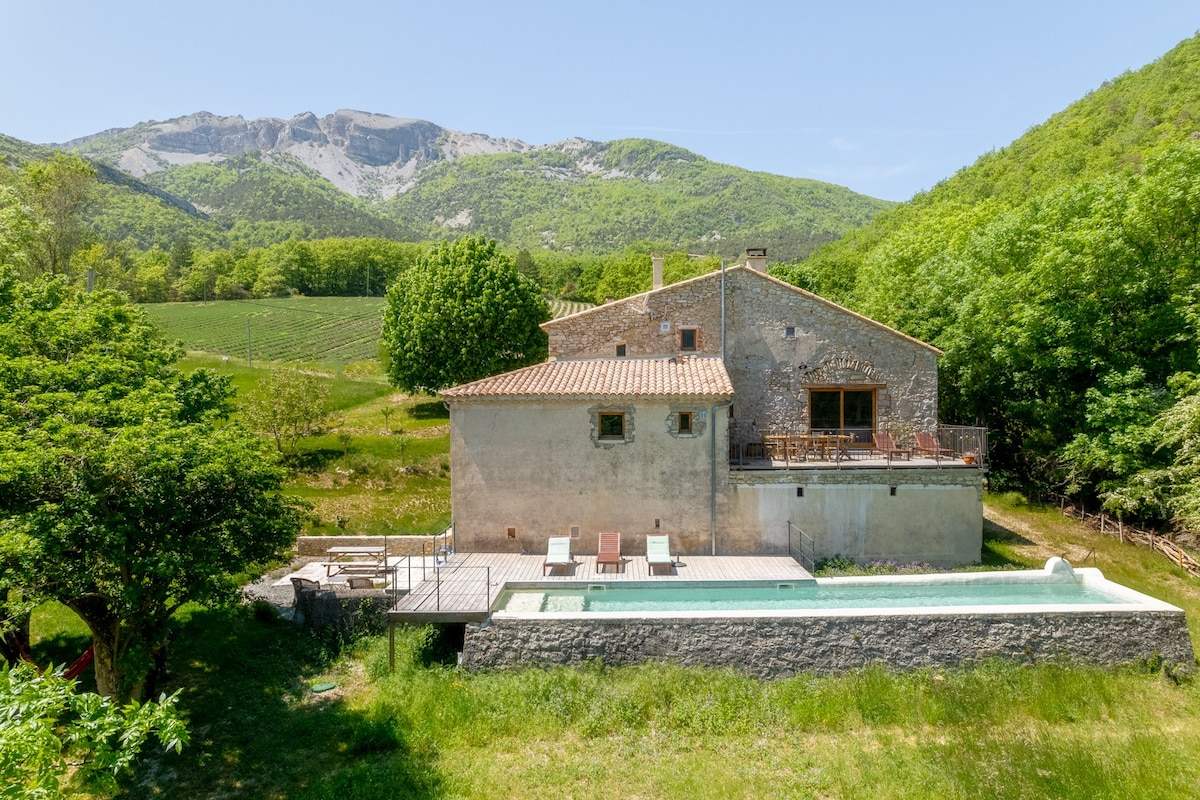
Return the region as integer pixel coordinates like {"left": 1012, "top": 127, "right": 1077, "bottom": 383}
{"left": 62, "top": 109, "right": 535, "bottom": 199}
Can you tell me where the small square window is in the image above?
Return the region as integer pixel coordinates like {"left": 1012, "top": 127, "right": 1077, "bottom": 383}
{"left": 680, "top": 328, "right": 697, "bottom": 351}
{"left": 615, "top": 344, "right": 627, "bottom": 357}
{"left": 785, "top": 327, "right": 795, "bottom": 338}
{"left": 598, "top": 412, "right": 625, "bottom": 440}
{"left": 678, "top": 411, "right": 693, "bottom": 434}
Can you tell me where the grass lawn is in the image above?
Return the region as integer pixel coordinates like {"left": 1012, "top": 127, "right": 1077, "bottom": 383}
{"left": 178, "top": 353, "right": 452, "bottom": 537}
{"left": 34, "top": 493, "right": 1186, "bottom": 799}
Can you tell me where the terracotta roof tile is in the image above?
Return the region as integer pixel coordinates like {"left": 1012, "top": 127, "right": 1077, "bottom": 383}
{"left": 440, "top": 357, "right": 734, "bottom": 400}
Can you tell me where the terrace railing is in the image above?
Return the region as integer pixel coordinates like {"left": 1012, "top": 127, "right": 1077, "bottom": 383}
{"left": 732, "top": 423, "right": 989, "bottom": 470}
{"left": 788, "top": 521, "right": 816, "bottom": 572}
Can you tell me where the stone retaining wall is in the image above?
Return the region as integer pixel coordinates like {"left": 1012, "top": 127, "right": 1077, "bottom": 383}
{"left": 461, "top": 611, "right": 1195, "bottom": 677}
{"left": 295, "top": 533, "right": 451, "bottom": 557}
{"left": 292, "top": 586, "right": 392, "bottom": 633}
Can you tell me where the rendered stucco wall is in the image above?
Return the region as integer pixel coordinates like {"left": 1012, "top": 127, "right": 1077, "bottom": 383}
{"left": 449, "top": 398, "right": 727, "bottom": 554}
{"left": 726, "top": 469, "right": 984, "bottom": 566}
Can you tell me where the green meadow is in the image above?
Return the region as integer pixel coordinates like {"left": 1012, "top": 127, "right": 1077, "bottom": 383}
{"left": 27, "top": 495, "right": 1200, "bottom": 799}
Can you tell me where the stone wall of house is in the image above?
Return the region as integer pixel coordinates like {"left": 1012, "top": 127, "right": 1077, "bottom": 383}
{"left": 543, "top": 267, "right": 940, "bottom": 449}
{"left": 448, "top": 397, "right": 728, "bottom": 554}
{"left": 461, "top": 611, "right": 1196, "bottom": 677}
{"left": 724, "top": 468, "right": 984, "bottom": 565}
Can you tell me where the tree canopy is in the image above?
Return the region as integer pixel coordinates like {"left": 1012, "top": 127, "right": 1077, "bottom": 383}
{"left": 382, "top": 236, "right": 550, "bottom": 393}
{"left": 0, "top": 269, "right": 303, "bottom": 701}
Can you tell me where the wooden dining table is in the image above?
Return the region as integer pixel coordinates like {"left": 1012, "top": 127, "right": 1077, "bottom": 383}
{"left": 761, "top": 433, "right": 854, "bottom": 462}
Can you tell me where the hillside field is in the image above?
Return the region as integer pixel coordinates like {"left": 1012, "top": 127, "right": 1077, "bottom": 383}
{"left": 144, "top": 296, "right": 593, "bottom": 368}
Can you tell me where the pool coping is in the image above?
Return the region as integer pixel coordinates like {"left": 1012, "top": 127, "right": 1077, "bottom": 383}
{"left": 489, "top": 563, "right": 1185, "bottom": 621}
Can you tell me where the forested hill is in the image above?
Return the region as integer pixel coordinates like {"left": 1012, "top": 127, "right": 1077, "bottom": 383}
{"left": 776, "top": 33, "right": 1200, "bottom": 533}
{"left": 52, "top": 111, "right": 891, "bottom": 261}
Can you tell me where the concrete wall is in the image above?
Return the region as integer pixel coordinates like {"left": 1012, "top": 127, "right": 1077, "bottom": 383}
{"left": 449, "top": 397, "right": 728, "bottom": 554}
{"left": 461, "top": 611, "right": 1195, "bottom": 676}
{"left": 725, "top": 469, "right": 984, "bottom": 565}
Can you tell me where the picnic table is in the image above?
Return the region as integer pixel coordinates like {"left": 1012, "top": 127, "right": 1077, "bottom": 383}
{"left": 324, "top": 545, "right": 387, "bottom": 577}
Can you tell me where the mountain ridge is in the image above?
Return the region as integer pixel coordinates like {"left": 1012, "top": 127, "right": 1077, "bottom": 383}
{"left": 53, "top": 110, "right": 890, "bottom": 259}
{"left": 59, "top": 109, "right": 553, "bottom": 200}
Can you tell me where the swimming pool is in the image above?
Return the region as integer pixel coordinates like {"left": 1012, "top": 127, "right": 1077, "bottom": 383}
{"left": 491, "top": 558, "right": 1171, "bottom": 617}
{"left": 465, "top": 559, "right": 1194, "bottom": 675}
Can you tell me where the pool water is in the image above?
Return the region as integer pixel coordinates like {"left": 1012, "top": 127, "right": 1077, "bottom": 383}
{"left": 495, "top": 579, "right": 1128, "bottom": 614}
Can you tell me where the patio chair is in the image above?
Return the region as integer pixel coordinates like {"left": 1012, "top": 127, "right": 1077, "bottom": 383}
{"left": 543, "top": 536, "right": 576, "bottom": 575}
{"left": 646, "top": 534, "right": 674, "bottom": 575}
{"left": 913, "top": 431, "right": 952, "bottom": 458}
{"left": 872, "top": 431, "right": 912, "bottom": 460}
{"left": 596, "top": 531, "right": 622, "bottom": 574}
{"left": 290, "top": 576, "right": 320, "bottom": 605}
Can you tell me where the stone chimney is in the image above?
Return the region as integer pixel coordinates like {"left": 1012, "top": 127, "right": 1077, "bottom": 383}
{"left": 745, "top": 247, "right": 767, "bottom": 273}
{"left": 652, "top": 254, "right": 664, "bottom": 290}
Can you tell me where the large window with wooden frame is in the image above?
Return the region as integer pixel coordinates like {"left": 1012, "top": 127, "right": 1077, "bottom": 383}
{"left": 809, "top": 388, "right": 875, "bottom": 444}
{"left": 680, "top": 328, "right": 697, "bottom": 352}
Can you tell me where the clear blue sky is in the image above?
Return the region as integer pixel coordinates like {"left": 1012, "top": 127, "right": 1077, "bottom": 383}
{"left": 1, "top": 0, "right": 1196, "bottom": 201}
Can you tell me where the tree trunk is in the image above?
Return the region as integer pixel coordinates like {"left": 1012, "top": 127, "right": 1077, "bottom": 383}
{"left": 69, "top": 600, "right": 156, "bottom": 703}
{"left": 0, "top": 589, "right": 32, "bottom": 666}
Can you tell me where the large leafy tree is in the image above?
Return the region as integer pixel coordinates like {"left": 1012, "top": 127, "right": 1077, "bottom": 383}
{"left": 0, "top": 152, "right": 97, "bottom": 279}
{"left": 0, "top": 269, "right": 303, "bottom": 701}
{"left": 382, "top": 235, "right": 549, "bottom": 392}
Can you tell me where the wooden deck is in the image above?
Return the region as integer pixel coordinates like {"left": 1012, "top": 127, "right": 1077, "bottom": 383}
{"left": 387, "top": 552, "right": 813, "bottom": 623}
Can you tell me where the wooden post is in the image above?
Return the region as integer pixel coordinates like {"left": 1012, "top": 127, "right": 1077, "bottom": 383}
{"left": 1118, "top": 518, "right": 1123, "bottom": 544}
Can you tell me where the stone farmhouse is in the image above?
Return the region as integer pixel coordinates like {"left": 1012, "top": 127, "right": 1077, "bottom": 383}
{"left": 440, "top": 249, "right": 984, "bottom": 567}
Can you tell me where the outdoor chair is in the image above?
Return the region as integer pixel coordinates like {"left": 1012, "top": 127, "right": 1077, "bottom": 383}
{"left": 646, "top": 534, "right": 674, "bottom": 575}
{"left": 290, "top": 576, "right": 320, "bottom": 605}
{"left": 596, "top": 531, "right": 622, "bottom": 573}
{"left": 872, "top": 431, "right": 912, "bottom": 460}
{"left": 914, "top": 431, "right": 953, "bottom": 458}
{"left": 543, "top": 536, "right": 576, "bottom": 575}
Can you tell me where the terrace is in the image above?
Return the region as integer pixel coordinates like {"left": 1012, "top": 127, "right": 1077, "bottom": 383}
{"left": 730, "top": 424, "right": 988, "bottom": 471}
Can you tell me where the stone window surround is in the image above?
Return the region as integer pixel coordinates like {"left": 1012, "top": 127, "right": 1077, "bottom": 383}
{"left": 666, "top": 404, "right": 708, "bottom": 438}
{"left": 590, "top": 403, "right": 636, "bottom": 446}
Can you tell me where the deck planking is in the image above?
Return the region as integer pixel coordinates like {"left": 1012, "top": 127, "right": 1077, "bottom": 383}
{"left": 388, "top": 551, "right": 813, "bottom": 619}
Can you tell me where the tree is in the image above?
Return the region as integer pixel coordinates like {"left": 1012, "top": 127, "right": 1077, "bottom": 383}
{"left": 0, "top": 662, "right": 186, "bottom": 799}
{"left": 240, "top": 367, "right": 331, "bottom": 456}
{"left": 6, "top": 153, "right": 98, "bottom": 279}
{"left": 382, "top": 236, "right": 549, "bottom": 393}
{"left": 0, "top": 270, "right": 303, "bottom": 701}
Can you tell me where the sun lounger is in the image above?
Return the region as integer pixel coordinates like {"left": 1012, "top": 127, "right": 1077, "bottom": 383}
{"left": 914, "top": 431, "right": 952, "bottom": 458}
{"left": 543, "top": 536, "right": 575, "bottom": 575}
{"left": 596, "top": 531, "right": 622, "bottom": 573}
{"left": 646, "top": 534, "right": 674, "bottom": 575}
{"left": 872, "top": 431, "right": 912, "bottom": 460}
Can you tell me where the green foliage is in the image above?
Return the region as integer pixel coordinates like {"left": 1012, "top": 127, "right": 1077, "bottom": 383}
{"left": 143, "top": 153, "right": 411, "bottom": 245}
{"left": 0, "top": 273, "right": 303, "bottom": 701}
{"left": 385, "top": 139, "right": 890, "bottom": 261}
{"left": 382, "top": 236, "right": 549, "bottom": 392}
{"left": 0, "top": 662, "right": 187, "bottom": 799}
{"left": 240, "top": 366, "right": 331, "bottom": 456}
{"left": 0, "top": 152, "right": 97, "bottom": 279}
{"left": 777, "top": 36, "right": 1200, "bottom": 527}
